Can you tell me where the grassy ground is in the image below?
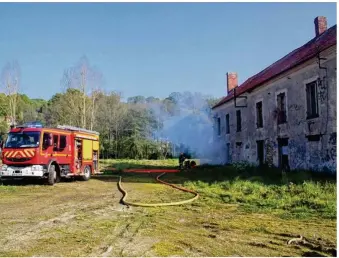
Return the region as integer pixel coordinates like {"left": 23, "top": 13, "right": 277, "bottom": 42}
{"left": 0, "top": 159, "right": 336, "bottom": 257}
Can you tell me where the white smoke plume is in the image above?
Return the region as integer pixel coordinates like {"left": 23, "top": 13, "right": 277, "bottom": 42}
{"left": 149, "top": 92, "right": 225, "bottom": 165}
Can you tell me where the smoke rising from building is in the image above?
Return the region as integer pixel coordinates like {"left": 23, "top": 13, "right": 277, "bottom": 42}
{"left": 149, "top": 92, "right": 225, "bottom": 164}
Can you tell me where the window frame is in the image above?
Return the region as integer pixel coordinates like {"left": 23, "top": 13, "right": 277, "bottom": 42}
{"left": 217, "top": 117, "right": 221, "bottom": 136}
{"left": 256, "top": 140, "right": 265, "bottom": 165}
{"left": 276, "top": 91, "right": 287, "bottom": 125}
{"left": 306, "top": 80, "right": 319, "bottom": 119}
{"left": 256, "top": 100, "right": 263, "bottom": 128}
{"left": 42, "top": 132, "right": 52, "bottom": 150}
{"left": 4, "top": 131, "right": 40, "bottom": 148}
{"left": 225, "top": 114, "right": 230, "bottom": 134}
{"left": 236, "top": 110, "right": 242, "bottom": 132}
{"left": 59, "top": 135, "right": 67, "bottom": 150}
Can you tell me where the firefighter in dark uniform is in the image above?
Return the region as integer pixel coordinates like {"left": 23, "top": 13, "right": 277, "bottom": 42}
{"left": 179, "top": 152, "right": 186, "bottom": 170}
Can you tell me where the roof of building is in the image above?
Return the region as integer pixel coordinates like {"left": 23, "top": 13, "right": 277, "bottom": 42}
{"left": 212, "top": 24, "right": 337, "bottom": 109}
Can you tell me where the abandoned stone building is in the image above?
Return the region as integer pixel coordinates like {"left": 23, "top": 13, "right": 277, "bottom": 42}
{"left": 212, "top": 16, "right": 337, "bottom": 172}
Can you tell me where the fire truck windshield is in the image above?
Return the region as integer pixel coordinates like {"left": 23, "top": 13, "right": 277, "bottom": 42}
{"left": 5, "top": 132, "right": 40, "bottom": 148}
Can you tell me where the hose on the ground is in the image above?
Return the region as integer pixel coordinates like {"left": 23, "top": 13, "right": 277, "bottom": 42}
{"left": 117, "top": 172, "right": 199, "bottom": 207}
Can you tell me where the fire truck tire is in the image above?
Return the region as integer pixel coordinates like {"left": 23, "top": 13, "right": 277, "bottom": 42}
{"left": 47, "top": 165, "right": 56, "bottom": 185}
{"left": 82, "top": 166, "right": 91, "bottom": 181}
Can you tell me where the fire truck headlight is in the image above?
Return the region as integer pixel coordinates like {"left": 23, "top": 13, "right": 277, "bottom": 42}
{"left": 1, "top": 165, "right": 7, "bottom": 171}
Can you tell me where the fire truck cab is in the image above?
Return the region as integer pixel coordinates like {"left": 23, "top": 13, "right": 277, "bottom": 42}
{"left": 0, "top": 122, "right": 100, "bottom": 185}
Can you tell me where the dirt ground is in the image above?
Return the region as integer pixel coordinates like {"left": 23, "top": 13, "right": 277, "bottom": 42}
{"left": 0, "top": 175, "right": 336, "bottom": 257}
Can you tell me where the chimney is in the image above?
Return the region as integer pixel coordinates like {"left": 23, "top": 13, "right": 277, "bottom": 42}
{"left": 314, "top": 16, "right": 327, "bottom": 37}
{"left": 227, "top": 72, "right": 238, "bottom": 94}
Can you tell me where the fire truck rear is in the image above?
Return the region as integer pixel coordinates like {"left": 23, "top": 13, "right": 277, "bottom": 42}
{"left": 0, "top": 122, "right": 100, "bottom": 185}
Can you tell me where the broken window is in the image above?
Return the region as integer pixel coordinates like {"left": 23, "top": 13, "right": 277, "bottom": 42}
{"left": 256, "top": 101, "right": 263, "bottom": 128}
{"left": 307, "top": 134, "right": 321, "bottom": 142}
{"left": 217, "top": 117, "right": 221, "bottom": 136}
{"left": 277, "top": 92, "right": 287, "bottom": 124}
{"left": 306, "top": 81, "right": 319, "bottom": 119}
{"left": 236, "top": 110, "right": 241, "bottom": 132}
{"left": 225, "top": 114, "right": 230, "bottom": 134}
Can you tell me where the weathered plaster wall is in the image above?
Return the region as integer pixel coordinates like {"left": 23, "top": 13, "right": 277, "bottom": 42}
{"left": 213, "top": 45, "right": 336, "bottom": 172}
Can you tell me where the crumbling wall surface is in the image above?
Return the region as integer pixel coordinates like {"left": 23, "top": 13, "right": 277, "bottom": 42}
{"left": 212, "top": 45, "right": 336, "bottom": 172}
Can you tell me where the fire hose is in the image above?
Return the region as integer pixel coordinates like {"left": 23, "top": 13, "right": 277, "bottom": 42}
{"left": 116, "top": 172, "right": 199, "bottom": 207}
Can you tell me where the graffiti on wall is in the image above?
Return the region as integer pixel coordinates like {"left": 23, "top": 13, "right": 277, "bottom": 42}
{"left": 318, "top": 78, "right": 327, "bottom": 104}
{"left": 308, "top": 150, "right": 321, "bottom": 170}
{"left": 323, "top": 132, "right": 336, "bottom": 162}
{"left": 289, "top": 139, "right": 306, "bottom": 169}
{"left": 288, "top": 104, "right": 302, "bottom": 111}
{"left": 308, "top": 121, "right": 316, "bottom": 133}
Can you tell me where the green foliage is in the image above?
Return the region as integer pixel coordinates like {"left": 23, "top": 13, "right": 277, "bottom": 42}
{"left": 232, "top": 161, "right": 255, "bottom": 173}
{"left": 0, "top": 93, "right": 9, "bottom": 117}
{"left": 0, "top": 120, "right": 9, "bottom": 134}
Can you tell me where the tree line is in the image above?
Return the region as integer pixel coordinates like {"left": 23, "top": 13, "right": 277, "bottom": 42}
{"left": 0, "top": 56, "right": 221, "bottom": 159}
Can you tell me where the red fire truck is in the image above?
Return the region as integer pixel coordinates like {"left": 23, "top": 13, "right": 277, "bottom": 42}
{"left": 0, "top": 122, "right": 100, "bottom": 185}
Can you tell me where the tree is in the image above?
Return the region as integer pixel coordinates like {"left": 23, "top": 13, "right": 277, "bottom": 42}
{"left": 45, "top": 89, "right": 85, "bottom": 127}
{"left": 95, "top": 91, "right": 128, "bottom": 158}
{"left": 89, "top": 87, "right": 103, "bottom": 131}
{"left": 1, "top": 61, "right": 20, "bottom": 126}
{"left": 0, "top": 93, "right": 9, "bottom": 117}
{"left": 146, "top": 96, "right": 160, "bottom": 103}
{"left": 61, "top": 56, "right": 103, "bottom": 129}
{"left": 127, "top": 95, "right": 146, "bottom": 104}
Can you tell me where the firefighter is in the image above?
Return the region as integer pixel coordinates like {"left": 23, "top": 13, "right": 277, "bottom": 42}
{"left": 179, "top": 152, "right": 186, "bottom": 169}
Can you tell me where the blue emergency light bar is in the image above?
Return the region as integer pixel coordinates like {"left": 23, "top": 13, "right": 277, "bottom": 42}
{"left": 17, "top": 121, "right": 43, "bottom": 128}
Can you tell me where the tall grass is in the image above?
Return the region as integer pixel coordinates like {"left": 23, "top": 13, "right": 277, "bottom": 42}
{"left": 98, "top": 159, "right": 336, "bottom": 219}
{"left": 180, "top": 162, "right": 337, "bottom": 219}
{"left": 184, "top": 179, "right": 336, "bottom": 219}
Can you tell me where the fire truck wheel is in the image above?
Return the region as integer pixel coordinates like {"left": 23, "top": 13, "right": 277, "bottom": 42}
{"left": 47, "top": 165, "right": 57, "bottom": 185}
{"left": 82, "top": 166, "right": 91, "bottom": 181}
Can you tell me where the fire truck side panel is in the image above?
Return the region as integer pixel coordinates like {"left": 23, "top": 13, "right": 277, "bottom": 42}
{"left": 39, "top": 129, "right": 72, "bottom": 172}
{"left": 71, "top": 133, "right": 99, "bottom": 175}
{"left": 93, "top": 140, "right": 99, "bottom": 172}
{"left": 82, "top": 139, "right": 93, "bottom": 160}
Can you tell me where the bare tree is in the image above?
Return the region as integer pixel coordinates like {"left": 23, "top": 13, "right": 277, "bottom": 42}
{"left": 1, "top": 61, "right": 20, "bottom": 126}
{"left": 61, "top": 56, "right": 102, "bottom": 129}
{"left": 89, "top": 71, "right": 103, "bottom": 130}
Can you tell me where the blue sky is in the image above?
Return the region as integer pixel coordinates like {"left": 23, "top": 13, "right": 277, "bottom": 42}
{"left": 0, "top": 2, "right": 336, "bottom": 101}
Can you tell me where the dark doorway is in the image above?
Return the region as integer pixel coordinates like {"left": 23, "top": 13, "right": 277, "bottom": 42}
{"left": 278, "top": 138, "right": 289, "bottom": 170}
{"left": 256, "top": 140, "right": 264, "bottom": 166}
{"left": 226, "top": 143, "right": 231, "bottom": 164}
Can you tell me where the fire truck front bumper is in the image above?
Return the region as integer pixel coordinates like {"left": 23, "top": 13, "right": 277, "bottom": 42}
{"left": 0, "top": 165, "right": 45, "bottom": 179}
